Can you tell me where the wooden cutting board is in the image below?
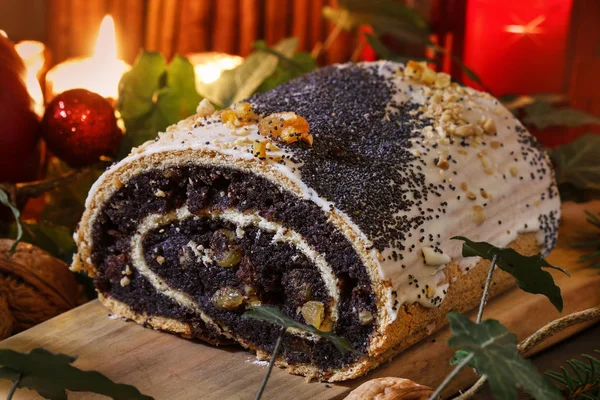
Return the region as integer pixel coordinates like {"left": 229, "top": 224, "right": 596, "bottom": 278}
{"left": 1, "top": 201, "right": 600, "bottom": 400}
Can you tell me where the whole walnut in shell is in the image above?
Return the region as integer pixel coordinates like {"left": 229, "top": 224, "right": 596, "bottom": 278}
{"left": 345, "top": 377, "right": 434, "bottom": 400}
{"left": 0, "top": 239, "right": 82, "bottom": 336}
{"left": 0, "top": 290, "right": 14, "bottom": 339}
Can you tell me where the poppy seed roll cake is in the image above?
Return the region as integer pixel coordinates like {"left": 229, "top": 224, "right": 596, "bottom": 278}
{"left": 72, "top": 61, "right": 560, "bottom": 381}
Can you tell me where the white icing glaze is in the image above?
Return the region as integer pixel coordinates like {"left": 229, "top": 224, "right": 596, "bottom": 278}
{"left": 87, "top": 61, "right": 560, "bottom": 322}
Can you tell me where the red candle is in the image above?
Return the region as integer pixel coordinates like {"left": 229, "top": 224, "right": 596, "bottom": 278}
{"left": 463, "top": 0, "right": 573, "bottom": 96}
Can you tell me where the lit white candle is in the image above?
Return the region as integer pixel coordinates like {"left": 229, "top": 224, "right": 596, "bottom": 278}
{"left": 46, "top": 15, "right": 130, "bottom": 101}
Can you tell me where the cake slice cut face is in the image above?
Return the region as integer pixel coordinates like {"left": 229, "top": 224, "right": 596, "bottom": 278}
{"left": 73, "top": 61, "right": 560, "bottom": 381}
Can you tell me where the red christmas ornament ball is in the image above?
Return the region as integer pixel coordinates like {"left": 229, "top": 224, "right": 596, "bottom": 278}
{"left": 41, "top": 89, "right": 121, "bottom": 167}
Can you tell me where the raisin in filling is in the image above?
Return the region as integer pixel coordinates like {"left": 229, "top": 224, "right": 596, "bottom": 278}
{"left": 91, "top": 165, "right": 376, "bottom": 370}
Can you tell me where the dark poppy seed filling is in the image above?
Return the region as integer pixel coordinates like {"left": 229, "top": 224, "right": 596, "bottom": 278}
{"left": 91, "top": 165, "right": 376, "bottom": 369}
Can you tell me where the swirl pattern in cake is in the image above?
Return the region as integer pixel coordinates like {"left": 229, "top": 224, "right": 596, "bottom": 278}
{"left": 72, "top": 61, "right": 560, "bottom": 381}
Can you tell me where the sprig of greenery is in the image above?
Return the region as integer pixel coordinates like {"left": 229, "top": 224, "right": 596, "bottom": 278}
{"left": 0, "top": 189, "right": 22, "bottom": 254}
{"left": 0, "top": 348, "right": 153, "bottom": 400}
{"left": 546, "top": 350, "right": 600, "bottom": 399}
{"left": 243, "top": 306, "right": 357, "bottom": 354}
{"left": 196, "top": 38, "right": 299, "bottom": 108}
{"left": 431, "top": 236, "right": 567, "bottom": 400}
{"left": 446, "top": 313, "right": 561, "bottom": 400}
{"left": 571, "top": 210, "right": 600, "bottom": 268}
{"left": 551, "top": 135, "right": 600, "bottom": 203}
{"left": 117, "top": 52, "right": 202, "bottom": 158}
{"left": 254, "top": 41, "right": 317, "bottom": 93}
{"left": 520, "top": 100, "right": 600, "bottom": 130}
{"left": 323, "top": 0, "right": 489, "bottom": 90}
{"left": 452, "top": 236, "right": 569, "bottom": 312}
{"left": 244, "top": 306, "right": 358, "bottom": 400}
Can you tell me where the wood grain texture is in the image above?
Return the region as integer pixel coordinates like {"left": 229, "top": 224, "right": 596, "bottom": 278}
{"left": 1, "top": 200, "right": 599, "bottom": 399}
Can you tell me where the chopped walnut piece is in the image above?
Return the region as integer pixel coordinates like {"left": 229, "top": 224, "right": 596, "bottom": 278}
{"left": 434, "top": 72, "right": 451, "bottom": 88}
{"left": 482, "top": 117, "right": 496, "bottom": 135}
{"left": 196, "top": 98, "right": 215, "bottom": 116}
{"left": 422, "top": 247, "right": 451, "bottom": 266}
{"left": 472, "top": 205, "right": 486, "bottom": 225}
{"left": 453, "top": 124, "right": 475, "bottom": 137}
{"left": 420, "top": 67, "right": 436, "bottom": 85}
{"left": 120, "top": 276, "right": 131, "bottom": 287}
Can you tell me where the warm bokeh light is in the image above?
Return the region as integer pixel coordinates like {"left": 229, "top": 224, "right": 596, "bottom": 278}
{"left": 504, "top": 15, "right": 546, "bottom": 35}
{"left": 46, "top": 15, "right": 130, "bottom": 100}
{"left": 187, "top": 52, "right": 244, "bottom": 86}
{"left": 15, "top": 40, "right": 45, "bottom": 115}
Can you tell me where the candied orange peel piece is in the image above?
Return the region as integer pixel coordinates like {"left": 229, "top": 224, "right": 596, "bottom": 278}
{"left": 258, "top": 111, "right": 313, "bottom": 145}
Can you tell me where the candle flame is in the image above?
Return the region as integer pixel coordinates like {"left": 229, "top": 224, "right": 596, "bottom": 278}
{"left": 15, "top": 41, "right": 45, "bottom": 116}
{"left": 46, "top": 14, "right": 130, "bottom": 100}
{"left": 94, "top": 15, "right": 119, "bottom": 60}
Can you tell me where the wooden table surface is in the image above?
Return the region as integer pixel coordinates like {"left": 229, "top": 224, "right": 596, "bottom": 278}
{"left": 1, "top": 201, "right": 599, "bottom": 400}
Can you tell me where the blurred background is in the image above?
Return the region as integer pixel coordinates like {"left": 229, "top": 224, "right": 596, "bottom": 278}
{"left": 1, "top": 0, "right": 598, "bottom": 147}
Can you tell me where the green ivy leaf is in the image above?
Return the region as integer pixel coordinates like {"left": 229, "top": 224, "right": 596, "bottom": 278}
{"left": 197, "top": 38, "right": 299, "bottom": 108}
{"left": 0, "top": 348, "right": 153, "bottom": 399}
{"left": 0, "top": 189, "right": 22, "bottom": 253}
{"left": 118, "top": 52, "right": 167, "bottom": 123}
{"left": 243, "top": 306, "right": 358, "bottom": 354}
{"left": 522, "top": 101, "right": 600, "bottom": 129}
{"left": 450, "top": 349, "right": 471, "bottom": 366}
{"left": 4, "top": 222, "right": 75, "bottom": 263}
{"left": 321, "top": 7, "right": 363, "bottom": 31}
{"left": 551, "top": 134, "right": 600, "bottom": 197}
{"left": 339, "top": 0, "right": 429, "bottom": 30}
{"left": 155, "top": 55, "right": 202, "bottom": 124}
{"left": 116, "top": 52, "right": 203, "bottom": 158}
{"left": 41, "top": 161, "right": 103, "bottom": 230}
{"left": 447, "top": 313, "right": 561, "bottom": 400}
{"left": 452, "top": 237, "right": 569, "bottom": 312}
{"left": 257, "top": 51, "right": 317, "bottom": 93}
